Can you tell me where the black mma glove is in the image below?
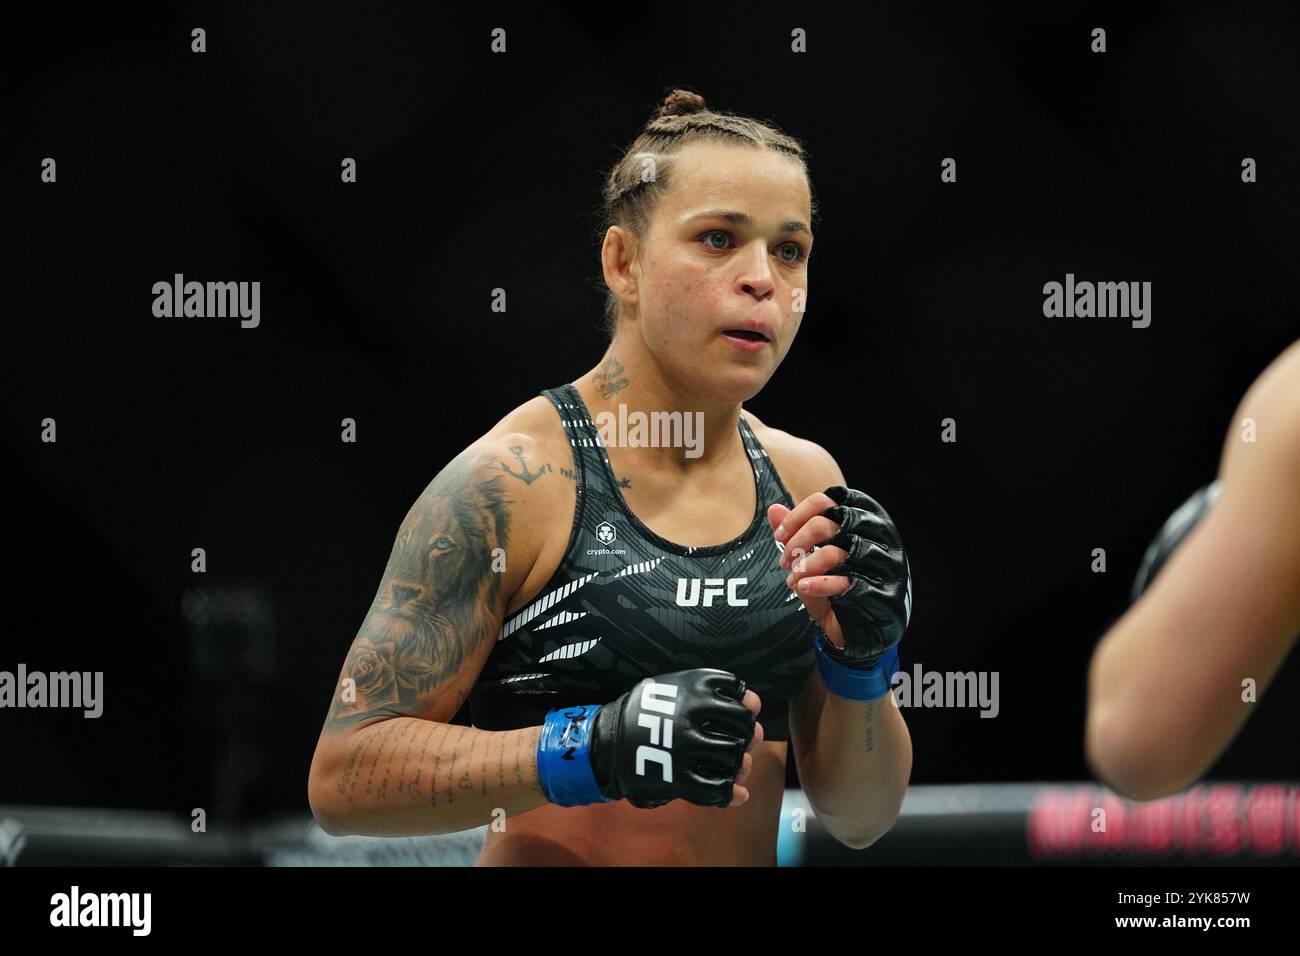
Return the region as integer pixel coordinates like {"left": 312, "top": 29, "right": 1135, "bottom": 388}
{"left": 536, "top": 668, "right": 756, "bottom": 808}
{"left": 809, "top": 485, "right": 911, "bottom": 700}
{"left": 1131, "top": 481, "right": 1221, "bottom": 603}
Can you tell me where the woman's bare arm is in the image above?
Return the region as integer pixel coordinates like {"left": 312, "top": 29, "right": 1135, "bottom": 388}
{"left": 308, "top": 433, "right": 557, "bottom": 835}
{"left": 1086, "top": 341, "right": 1300, "bottom": 800}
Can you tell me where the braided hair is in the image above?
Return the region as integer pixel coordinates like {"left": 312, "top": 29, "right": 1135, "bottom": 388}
{"left": 596, "top": 88, "right": 814, "bottom": 341}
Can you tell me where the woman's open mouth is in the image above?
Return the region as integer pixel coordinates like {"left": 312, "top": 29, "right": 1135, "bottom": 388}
{"left": 720, "top": 329, "right": 770, "bottom": 351}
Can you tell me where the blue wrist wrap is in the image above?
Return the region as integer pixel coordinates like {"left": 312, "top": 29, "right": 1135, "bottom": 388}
{"left": 536, "top": 704, "right": 612, "bottom": 807}
{"left": 813, "top": 640, "right": 901, "bottom": 702}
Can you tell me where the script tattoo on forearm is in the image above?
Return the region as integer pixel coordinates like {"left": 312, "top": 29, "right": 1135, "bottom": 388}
{"left": 864, "top": 700, "right": 876, "bottom": 753}
{"left": 324, "top": 450, "right": 513, "bottom": 733}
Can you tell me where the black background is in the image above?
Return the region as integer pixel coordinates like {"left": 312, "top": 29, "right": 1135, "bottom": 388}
{"left": 2, "top": 2, "right": 1297, "bottom": 819}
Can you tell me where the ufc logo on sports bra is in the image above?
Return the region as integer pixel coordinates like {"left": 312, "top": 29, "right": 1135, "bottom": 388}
{"left": 675, "top": 578, "right": 748, "bottom": 607}
{"left": 636, "top": 681, "right": 677, "bottom": 781}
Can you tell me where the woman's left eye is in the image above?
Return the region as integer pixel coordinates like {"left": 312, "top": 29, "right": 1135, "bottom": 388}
{"left": 701, "top": 230, "right": 806, "bottom": 262}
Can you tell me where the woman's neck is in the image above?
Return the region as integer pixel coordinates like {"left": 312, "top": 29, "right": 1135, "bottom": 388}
{"left": 574, "top": 349, "right": 745, "bottom": 476}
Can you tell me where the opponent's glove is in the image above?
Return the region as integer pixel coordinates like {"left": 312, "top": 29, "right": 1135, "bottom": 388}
{"left": 536, "top": 668, "right": 756, "bottom": 809}
{"left": 1131, "top": 481, "right": 1221, "bottom": 603}
{"left": 809, "top": 485, "right": 911, "bottom": 701}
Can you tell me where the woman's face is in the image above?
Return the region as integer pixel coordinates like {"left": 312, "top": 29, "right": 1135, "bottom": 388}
{"left": 609, "top": 140, "right": 814, "bottom": 403}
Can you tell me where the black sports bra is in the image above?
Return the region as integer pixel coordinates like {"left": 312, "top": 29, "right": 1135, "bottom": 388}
{"left": 468, "top": 383, "right": 817, "bottom": 740}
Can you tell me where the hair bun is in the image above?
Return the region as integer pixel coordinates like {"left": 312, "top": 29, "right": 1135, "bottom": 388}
{"left": 654, "top": 89, "right": 708, "bottom": 120}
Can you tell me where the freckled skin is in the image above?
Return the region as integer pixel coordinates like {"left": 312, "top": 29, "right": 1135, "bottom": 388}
{"left": 603, "top": 140, "right": 814, "bottom": 408}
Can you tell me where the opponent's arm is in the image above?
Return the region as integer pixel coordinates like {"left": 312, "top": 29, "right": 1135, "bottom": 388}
{"left": 1086, "top": 347, "right": 1300, "bottom": 801}
{"left": 307, "top": 437, "right": 552, "bottom": 836}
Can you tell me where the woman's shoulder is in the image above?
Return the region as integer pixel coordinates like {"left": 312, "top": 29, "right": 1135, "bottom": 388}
{"left": 483, "top": 392, "right": 566, "bottom": 440}
{"left": 740, "top": 407, "right": 846, "bottom": 502}
{"left": 463, "top": 393, "right": 579, "bottom": 601}
{"left": 461, "top": 395, "right": 578, "bottom": 512}
{"left": 1222, "top": 338, "right": 1300, "bottom": 476}
{"left": 471, "top": 389, "right": 580, "bottom": 461}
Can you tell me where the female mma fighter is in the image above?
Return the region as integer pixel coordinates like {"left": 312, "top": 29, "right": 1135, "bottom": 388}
{"left": 307, "top": 89, "right": 913, "bottom": 865}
